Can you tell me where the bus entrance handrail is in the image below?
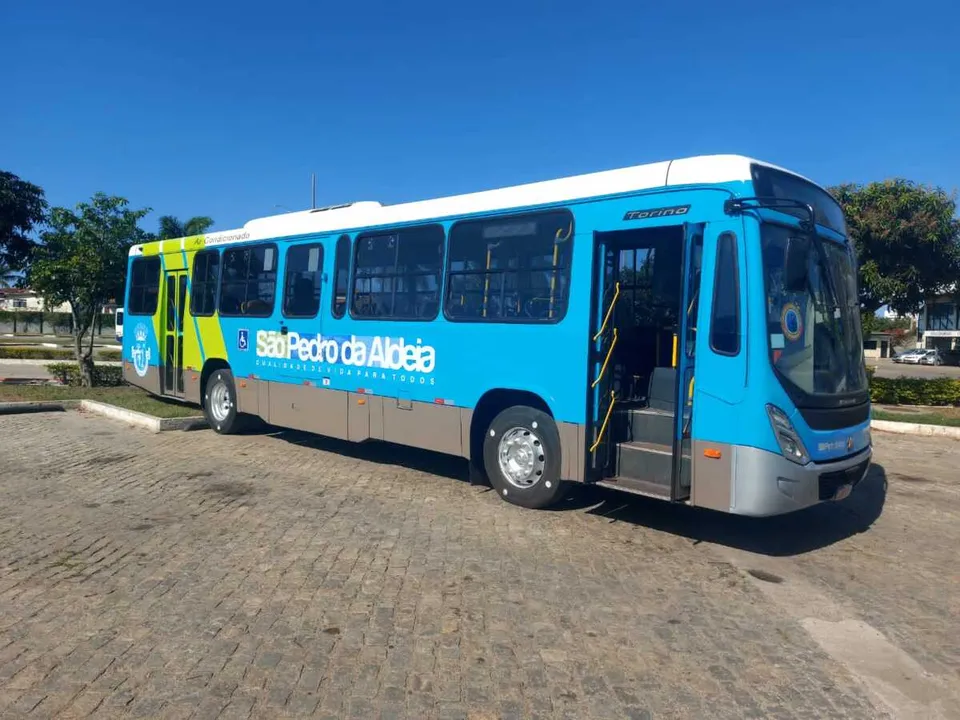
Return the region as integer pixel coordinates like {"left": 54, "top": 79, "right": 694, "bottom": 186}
{"left": 589, "top": 390, "right": 616, "bottom": 454}
{"left": 593, "top": 282, "right": 620, "bottom": 342}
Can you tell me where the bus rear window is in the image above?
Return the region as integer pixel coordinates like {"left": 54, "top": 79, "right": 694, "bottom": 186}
{"left": 444, "top": 209, "right": 574, "bottom": 323}
{"left": 127, "top": 257, "right": 161, "bottom": 316}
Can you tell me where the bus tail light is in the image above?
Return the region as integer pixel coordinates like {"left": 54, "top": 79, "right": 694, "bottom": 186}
{"left": 765, "top": 404, "right": 809, "bottom": 465}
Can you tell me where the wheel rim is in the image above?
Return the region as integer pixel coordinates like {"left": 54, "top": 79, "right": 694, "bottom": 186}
{"left": 209, "top": 381, "right": 232, "bottom": 423}
{"left": 497, "top": 427, "right": 545, "bottom": 489}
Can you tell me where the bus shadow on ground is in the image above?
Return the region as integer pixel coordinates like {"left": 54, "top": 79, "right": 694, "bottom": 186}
{"left": 263, "top": 427, "right": 472, "bottom": 482}
{"left": 565, "top": 463, "right": 888, "bottom": 557}
{"left": 263, "top": 426, "right": 886, "bottom": 557}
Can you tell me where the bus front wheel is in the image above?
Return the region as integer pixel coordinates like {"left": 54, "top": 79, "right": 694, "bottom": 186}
{"left": 203, "top": 369, "right": 243, "bottom": 434}
{"left": 483, "top": 405, "right": 566, "bottom": 509}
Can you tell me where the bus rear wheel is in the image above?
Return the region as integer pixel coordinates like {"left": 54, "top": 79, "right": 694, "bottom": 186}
{"left": 203, "top": 369, "right": 243, "bottom": 434}
{"left": 483, "top": 405, "right": 566, "bottom": 509}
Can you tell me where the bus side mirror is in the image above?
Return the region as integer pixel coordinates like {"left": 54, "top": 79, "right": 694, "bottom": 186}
{"left": 784, "top": 236, "right": 810, "bottom": 293}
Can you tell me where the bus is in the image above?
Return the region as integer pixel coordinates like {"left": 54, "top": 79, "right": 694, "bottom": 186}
{"left": 122, "top": 154, "right": 872, "bottom": 516}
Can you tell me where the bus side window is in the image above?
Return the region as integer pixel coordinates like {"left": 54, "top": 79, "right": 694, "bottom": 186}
{"left": 350, "top": 225, "right": 444, "bottom": 321}
{"left": 219, "top": 245, "right": 278, "bottom": 318}
{"left": 128, "top": 257, "right": 161, "bottom": 315}
{"left": 444, "top": 209, "right": 573, "bottom": 323}
{"left": 332, "top": 235, "right": 350, "bottom": 319}
{"left": 190, "top": 249, "right": 220, "bottom": 317}
{"left": 283, "top": 243, "right": 323, "bottom": 319}
{"left": 710, "top": 232, "right": 740, "bottom": 356}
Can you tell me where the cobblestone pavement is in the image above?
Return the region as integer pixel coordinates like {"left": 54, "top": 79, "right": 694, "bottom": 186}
{"left": 0, "top": 411, "right": 957, "bottom": 719}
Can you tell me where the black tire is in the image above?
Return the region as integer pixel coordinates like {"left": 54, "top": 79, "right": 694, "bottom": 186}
{"left": 483, "top": 405, "right": 566, "bottom": 509}
{"left": 203, "top": 369, "right": 244, "bottom": 434}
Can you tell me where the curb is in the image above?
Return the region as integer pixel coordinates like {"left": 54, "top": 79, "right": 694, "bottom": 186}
{"left": 77, "top": 400, "right": 207, "bottom": 433}
{"left": 0, "top": 400, "right": 73, "bottom": 415}
{"left": 871, "top": 418, "right": 960, "bottom": 440}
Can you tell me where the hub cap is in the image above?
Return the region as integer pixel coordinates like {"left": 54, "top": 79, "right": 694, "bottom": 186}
{"left": 209, "top": 381, "right": 232, "bottom": 423}
{"left": 497, "top": 427, "right": 545, "bottom": 489}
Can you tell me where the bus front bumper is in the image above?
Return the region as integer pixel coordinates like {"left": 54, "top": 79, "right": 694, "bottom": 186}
{"left": 731, "top": 444, "right": 872, "bottom": 517}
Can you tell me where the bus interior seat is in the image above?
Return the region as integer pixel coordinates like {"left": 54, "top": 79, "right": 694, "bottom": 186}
{"left": 647, "top": 366, "right": 676, "bottom": 413}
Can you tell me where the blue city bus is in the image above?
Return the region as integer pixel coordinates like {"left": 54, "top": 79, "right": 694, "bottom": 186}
{"left": 122, "top": 155, "right": 871, "bottom": 515}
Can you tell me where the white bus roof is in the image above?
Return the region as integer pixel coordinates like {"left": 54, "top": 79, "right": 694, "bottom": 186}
{"left": 132, "top": 154, "right": 814, "bottom": 255}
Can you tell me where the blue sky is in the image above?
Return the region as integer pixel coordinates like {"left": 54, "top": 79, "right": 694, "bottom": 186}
{"left": 4, "top": 0, "right": 959, "bottom": 234}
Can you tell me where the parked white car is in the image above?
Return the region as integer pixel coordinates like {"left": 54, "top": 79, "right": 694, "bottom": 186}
{"left": 918, "top": 349, "right": 944, "bottom": 366}
{"left": 892, "top": 349, "right": 922, "bottom": 364}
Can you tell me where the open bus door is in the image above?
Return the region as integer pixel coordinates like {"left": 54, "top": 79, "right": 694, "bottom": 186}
{"left": 588, "top": 221, "right": 703, "bottom": 500}
{"left": 672, "top": 222, "right": 704, "bottom": 501}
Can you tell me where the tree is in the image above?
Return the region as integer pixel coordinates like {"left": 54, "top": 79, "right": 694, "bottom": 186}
{"left": 157, "top": 215, "right": 214, "bottom": 240}
{"left": 30, "top": 194, "right": 150, "bottom": 386}
{"left": 830, "top": 180, "right": 960, "bottom": 317}
{"left": 0, "top": 170, "right": 47, "bottom": 270}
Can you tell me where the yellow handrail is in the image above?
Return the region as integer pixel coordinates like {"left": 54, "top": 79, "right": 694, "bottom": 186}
{"left": 548, "top": 242, "right": 560, "bottom": 319}
{"left": 482, "top": 248, "right": 492, "bottom": 318}
{"left": 592, "top": 282, "right": 620, "bottom": 341}
{"left": 591, "top": 327, "right": 618, "bottom": 388}
{"left": 589, "top": 390, "right": 616, "bottom": 453}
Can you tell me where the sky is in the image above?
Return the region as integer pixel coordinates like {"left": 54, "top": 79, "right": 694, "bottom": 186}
{"left": 3, "top": 0, "right": 959, "bottom": 235}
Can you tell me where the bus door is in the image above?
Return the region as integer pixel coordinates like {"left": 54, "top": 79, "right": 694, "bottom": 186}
{"left": 588, "top": 222, "right": 702, "bottom": 497}
{"left": 672, "top": 223, "right": 704, "bottom": 501}
{"left": 161, "top": 269, "right": 188, "bottom": 397}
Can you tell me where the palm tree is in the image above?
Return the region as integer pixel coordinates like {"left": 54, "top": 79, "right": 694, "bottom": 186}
{"left": 158, "top": 215, "right": 214, "bottom": 240}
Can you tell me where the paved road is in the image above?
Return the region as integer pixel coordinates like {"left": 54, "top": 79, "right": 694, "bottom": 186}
{"left": 0, "top": 362, "right": 53, "bottom": 380}
{"left": 0, "top": 414, "right": 958, "bottom": 719}
{"left": 871, "top": 359, "right": 960, "bottom": 379}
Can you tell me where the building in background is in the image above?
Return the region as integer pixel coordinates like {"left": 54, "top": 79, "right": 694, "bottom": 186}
{"left": 0, "top": 288, "right": 118, "bottom": 315}
{"left": 863, "top": 331, "right": 894, "bottom": 361}
{"left": 0, "top": 288, "right": 70, "bottom": 313}
{"left": 918, "top": 293, "right": 959, "bottom": 362}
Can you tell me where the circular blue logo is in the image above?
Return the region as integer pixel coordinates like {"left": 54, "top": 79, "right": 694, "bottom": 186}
{"left": 781, "top": 304, "right": 803, "bottom": 341}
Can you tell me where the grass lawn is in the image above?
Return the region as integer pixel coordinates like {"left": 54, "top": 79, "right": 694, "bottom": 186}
{"left": 0, "top": 384, "right": 202, "bottom": 418}
{"left": 873, "top": 405, "right": 960, "bottom": 427}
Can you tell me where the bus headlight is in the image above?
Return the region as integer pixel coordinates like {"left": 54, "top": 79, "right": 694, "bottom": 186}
{"left": 766, "top": 404, "right": 810, "bottom": 465}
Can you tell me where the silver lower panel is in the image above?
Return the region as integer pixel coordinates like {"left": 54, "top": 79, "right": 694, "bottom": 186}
{"left": 729, "top": 444, "right": 872, "bottom": 517}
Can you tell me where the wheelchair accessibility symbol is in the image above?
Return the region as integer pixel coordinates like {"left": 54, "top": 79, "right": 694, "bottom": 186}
{"left": 238, "top": 328, "right": 249, "bottom": 351}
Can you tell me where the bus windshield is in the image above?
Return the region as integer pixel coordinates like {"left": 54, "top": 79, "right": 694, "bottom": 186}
{"left": 761, "top": 224, "right": 868, "bottom": 400}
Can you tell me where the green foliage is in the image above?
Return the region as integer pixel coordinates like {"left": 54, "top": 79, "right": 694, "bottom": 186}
{"left": 0, "top": 346, "right": 68, "bottom": 360}
{"left": 0, "top": 310, "right": 87, "bottom": 334}
{"left": 158, "top": 215, "right": 214, "bottom": 240}
{"left": 29, "top": 193, "right": 149, "bottom": 385}
{"left": 874, "top": 317, "right": 913, "bottom": 331}
{"left": 0, "top": 170, "right": 47, "bottom": 270}
{"left": 830, "top": 180, "right": 960, "bottom": 315}
{"left": 869, "top": 377, "right": 960, "bottom": 406}
{"left": 46, "top": 362, "right": 124, "bottom": 387}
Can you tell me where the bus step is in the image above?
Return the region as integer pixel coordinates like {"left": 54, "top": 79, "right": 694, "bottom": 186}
{"left": 620, "top": 407, "right": 675, "bottom": 445}
{"left": 595, "top": 476, "right": 672, "bottom": 501}
{"left": 615, "top": 440, "right": 673, "bottom": 486}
